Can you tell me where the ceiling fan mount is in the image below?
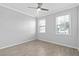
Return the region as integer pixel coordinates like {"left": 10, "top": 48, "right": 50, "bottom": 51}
{"left": 28, "top": 3, "right": 49, "bottom": 11}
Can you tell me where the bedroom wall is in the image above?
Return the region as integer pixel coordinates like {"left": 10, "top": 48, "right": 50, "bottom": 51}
{"left": 77, "top": 6, "right": 79, "bottom": 50}
{"left": 0, "top": 6, "right": 35, "bottom": 49}
{"left": 37, "top": 7, "right": 78, "bottom": 49}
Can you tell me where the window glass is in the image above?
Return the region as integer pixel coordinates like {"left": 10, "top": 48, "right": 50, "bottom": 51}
{"left": 56, "top": 15, "right": 70, "bottom": 35}
{"left": 39, "top": 19, "right": 46, "bottom": 33}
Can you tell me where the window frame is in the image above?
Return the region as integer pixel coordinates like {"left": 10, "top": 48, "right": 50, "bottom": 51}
{"left": 38, "top": 19, "right": 46, "bottom": 33}
{"left": 55, "top": 14, "right": 71, "bottom": 35}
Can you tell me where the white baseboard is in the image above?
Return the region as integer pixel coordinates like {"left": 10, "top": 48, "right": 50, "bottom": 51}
{"left": 0, "top": 38, "right": 78, "bottom": 50}
{"left": 0, "top": 39, "right": 35, "bottom": 49}
{"left": 38, "top": 38, "right": 77, "bottom": 49}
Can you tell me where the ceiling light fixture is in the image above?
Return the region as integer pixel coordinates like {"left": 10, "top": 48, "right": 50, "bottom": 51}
{"left": 37, "top": 8, "right": 41, "bottom": 12}
{"left": 37, "top": 8, "right": 41, "bottom": 17}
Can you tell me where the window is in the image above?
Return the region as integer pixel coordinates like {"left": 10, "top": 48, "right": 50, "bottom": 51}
{"left": 39, "top": 19, "right": 46, "bottom": 33}
{"left": 56, "top": 15, "right": 71, "bottom": 35}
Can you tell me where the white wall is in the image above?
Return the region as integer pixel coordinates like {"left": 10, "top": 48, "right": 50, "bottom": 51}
{"left": 78, "top": 6, "right": 79, "bottom": 48}
{"left": 0, "top": 6, "right": 35, "bottom": 49}
{"left": 37, "top": 7, "right": 78, "bottom": 49}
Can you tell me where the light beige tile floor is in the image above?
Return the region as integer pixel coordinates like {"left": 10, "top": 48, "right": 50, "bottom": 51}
{"left": 0, "top": 39, "right": 79, "bottom": 56}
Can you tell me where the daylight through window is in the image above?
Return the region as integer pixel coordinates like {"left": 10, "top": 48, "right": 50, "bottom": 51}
{"left": 56, "top": 15, "right": 70, "bottom": 35}
{"left": 39, "top": 19, "right": 46, "bottom": 33}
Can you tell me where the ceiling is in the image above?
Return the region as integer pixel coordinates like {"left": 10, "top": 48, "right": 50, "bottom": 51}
{"left": 0, "top": 3, "right": 79, "bottom": 18}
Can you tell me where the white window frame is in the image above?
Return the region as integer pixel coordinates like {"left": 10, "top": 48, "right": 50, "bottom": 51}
{"left": 56, "top": 14, "right": 71, "bottom": 35}
{"left": 38, "top": 19, "right": 46, "bottom": 33}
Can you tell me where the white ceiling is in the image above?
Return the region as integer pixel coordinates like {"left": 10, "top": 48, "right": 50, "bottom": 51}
{"left": 0, "top": 3, "right": 79, "bottom": 18}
